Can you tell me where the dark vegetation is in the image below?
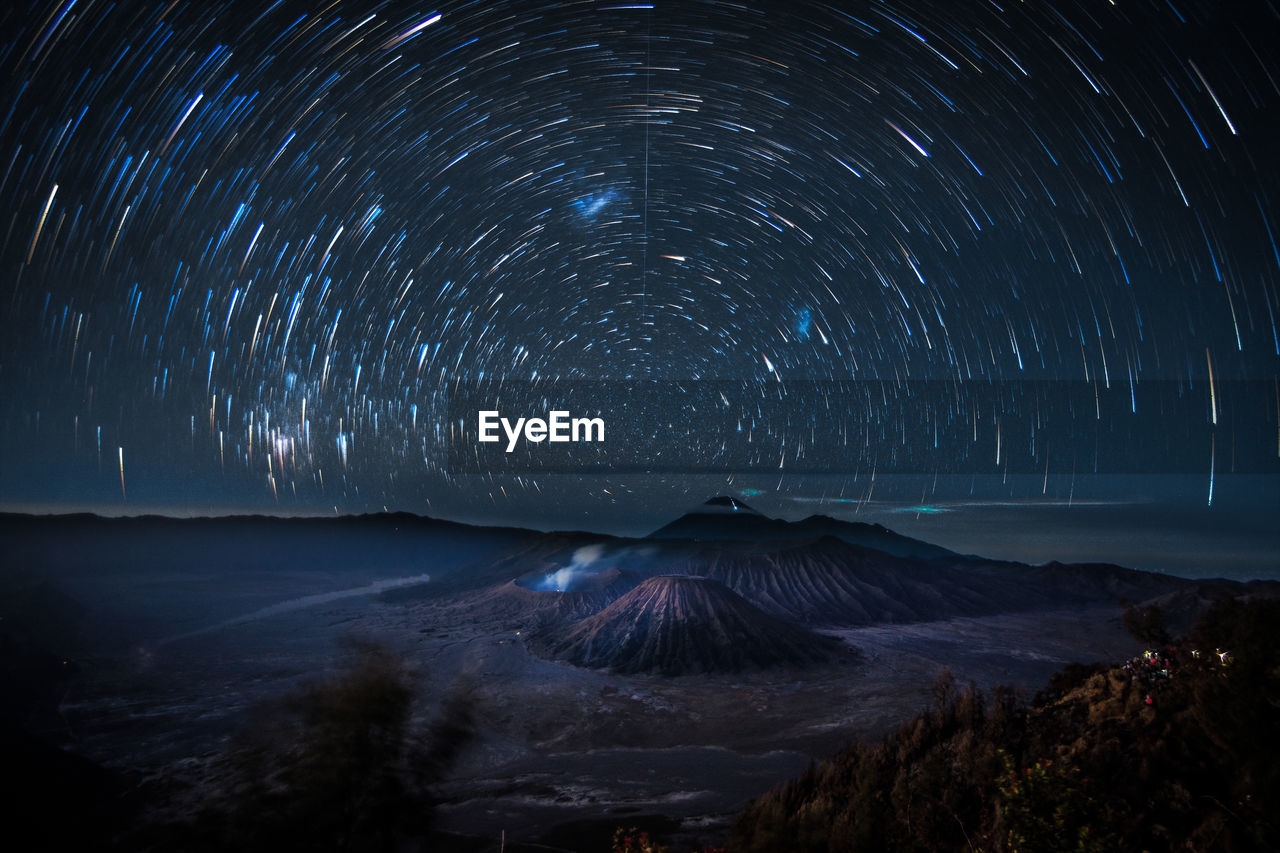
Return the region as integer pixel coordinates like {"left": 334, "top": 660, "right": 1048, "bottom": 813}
{"left": 0, "top": 570, "right": 137, "bottom": 849}
{"left": 728, "top": 597, "right": 1280, "bottom": 852}
{"left": 0, "top": 606, "right": 472, "bottom": 852}
{"left": 129, "top": 639, "right": 474, "bottom": 852}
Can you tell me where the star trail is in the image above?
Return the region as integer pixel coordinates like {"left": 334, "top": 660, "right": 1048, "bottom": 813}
{"left": 1, "top": 0, "right": 1278, "bottom": 528}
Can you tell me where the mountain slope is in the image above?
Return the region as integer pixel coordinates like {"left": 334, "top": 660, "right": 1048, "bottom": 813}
{"left": 672, "top": 537, "right": 1186, "bottom": 627}
{"left": 729, "top": 596, "right": 1280, "bottom": 853}
{"left": 531, "top": 575, "right": 843, "bottom": 675}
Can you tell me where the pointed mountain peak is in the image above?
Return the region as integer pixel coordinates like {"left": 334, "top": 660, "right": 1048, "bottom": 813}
{"left": 700, "top": 496, "right": 761, "bottom": 514}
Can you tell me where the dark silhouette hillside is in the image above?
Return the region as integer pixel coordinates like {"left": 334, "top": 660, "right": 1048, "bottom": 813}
{"left": 729, "top": 596, "right": 1280, "bottom": 852}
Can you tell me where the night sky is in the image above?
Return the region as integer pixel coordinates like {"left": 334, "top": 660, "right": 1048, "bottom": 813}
{"left": 1, "top": 0, "right": 1277, "bottom": 571}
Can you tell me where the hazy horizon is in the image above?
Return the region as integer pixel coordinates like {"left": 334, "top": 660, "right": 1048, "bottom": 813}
{"left": 7, "top": 472, "right": 1276, "bottom": 581}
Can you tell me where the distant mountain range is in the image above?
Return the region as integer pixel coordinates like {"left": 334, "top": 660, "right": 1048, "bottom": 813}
{"left": 5, "top": 498, "right": 1276, "bottom": 679}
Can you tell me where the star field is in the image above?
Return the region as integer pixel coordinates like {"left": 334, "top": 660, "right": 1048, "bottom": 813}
{"left": 1, "top": 0, "right": 1278, "bottom": 517}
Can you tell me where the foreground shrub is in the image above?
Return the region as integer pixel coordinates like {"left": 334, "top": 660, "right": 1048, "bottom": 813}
{"left": 730, "top": 597, "right": 1280, "bottom": 852}
{"left": 137, "top": 639, "right": 473, "bottom": 852}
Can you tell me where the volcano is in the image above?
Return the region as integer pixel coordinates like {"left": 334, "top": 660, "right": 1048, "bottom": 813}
{"left": 531, "top": 575, "right": 843, "bottom": 676}
{"left": 648, "top": 497, "right": 957, "bottom": 559}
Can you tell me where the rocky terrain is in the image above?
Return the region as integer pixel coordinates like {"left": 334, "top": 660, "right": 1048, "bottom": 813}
{"left": 2, "top": 500, "right": 1274, "bottom": 849}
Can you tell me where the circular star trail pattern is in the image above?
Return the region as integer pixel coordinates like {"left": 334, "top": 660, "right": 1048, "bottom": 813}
{"left": 1, "top": 0, "right": 1278, "bottom": 512}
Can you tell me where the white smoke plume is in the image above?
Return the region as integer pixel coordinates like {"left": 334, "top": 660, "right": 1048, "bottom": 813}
{"left": 537, "top": 544, "right": 606, "bottom": 591}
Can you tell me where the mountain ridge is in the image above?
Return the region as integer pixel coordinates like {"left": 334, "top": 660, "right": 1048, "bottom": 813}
{"left": 646, "top": 497, "right": 958, "bottom": 560}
